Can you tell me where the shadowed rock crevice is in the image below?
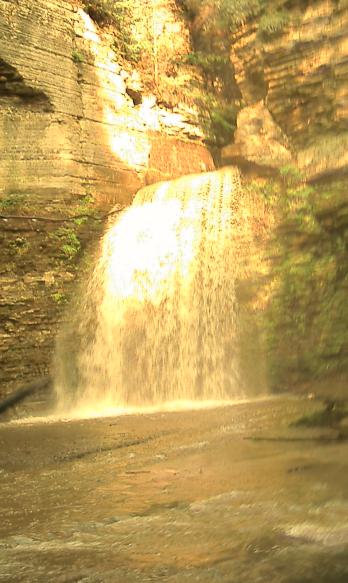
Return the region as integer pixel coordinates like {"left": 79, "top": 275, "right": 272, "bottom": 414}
{"left": 0, "top": 58, "right": 53, "bottom": 111}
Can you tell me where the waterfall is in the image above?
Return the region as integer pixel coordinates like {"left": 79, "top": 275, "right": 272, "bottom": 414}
{"left": 55, "top": 168, "right": 246, "bottom": 414}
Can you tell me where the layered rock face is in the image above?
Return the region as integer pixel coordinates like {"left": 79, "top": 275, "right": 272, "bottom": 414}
{"left": 224, "top": 0, "right": 348, "bottom": 179}
{"left": 0, "top": 0, "right": 213, "bottom": 208}
{"left": 0, "top": 0, "right": 214, "bottom": 395}
{"left": 221, "top": 1, "right": 348, "bottom": 397}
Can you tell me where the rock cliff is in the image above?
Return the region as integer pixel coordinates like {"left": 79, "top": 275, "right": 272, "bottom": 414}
{"left": 1, "top": 0, "right": 347, "bottom": 401}
{"left": 223, "top": 0, "right": 348, "bottom": 180}
{"left": 219, "top": 0, "right": 348, "bottom": 397}
{"left": 0, "top": 0, "right": 214, "bottom": 395}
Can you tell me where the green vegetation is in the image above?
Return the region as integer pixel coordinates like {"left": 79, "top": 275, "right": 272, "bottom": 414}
{"left": 82, "top": 1, "right": 144, "bottom": 62}
{"left": 79, "top": 1, "right": 294, "bottom": 146}
{"left": 258, "top": 10, "right": 289, "bottom": 37}
{"left": 73, "top": 193, "right": 100, "bottom": 225}
{"left": 72, "top": 50, "right": 85, "bottom": 64}
{"left": 177, "top": 1, "right": 291, "bottom": 146}
{"left": 255, "top": 173, "right": 348, "bottom": 389}
{"left": 180, "top": 0, "right": 292, "bottom": 36}
{"left": 199, "top": 99, "right": 238, "bottom": 148}
{"left": 181, "top": 0, "right": 263, "bottom": 30}
{"left": 52, "top": 291, "right": 68, "bottom": 305}
{"left": 0, "top": 193, "right": 27, "bottom": 211}
{"left": 243, "top": 170, "right": 348, "bottom": 391}
{"left": 177, "top": 3, "right": 241, "bottom": 146}
{"left": 52, "top": 227, "right": 81, "bottom": 262}
{"left": 183, "top": 52, "right": 230, "bottom": 80}
{"left": 219, "top": 0, "right": 263, "bottom": 29}
{"left": 279, "top": 164, "right": 303, "bottom": 186}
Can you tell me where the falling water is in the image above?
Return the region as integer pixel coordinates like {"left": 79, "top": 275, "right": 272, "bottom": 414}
{"left": 55, "top": 168, "right": 246, "bottom": 414}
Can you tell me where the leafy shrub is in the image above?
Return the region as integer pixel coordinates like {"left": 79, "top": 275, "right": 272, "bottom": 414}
{"left": 179, "top": 1, "right": 266, "bottom": 146}
{"left": 113, "top": 34, "right": 142, "bottom": 64}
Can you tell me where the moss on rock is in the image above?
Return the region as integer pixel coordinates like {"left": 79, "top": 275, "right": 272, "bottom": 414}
{"left": 260, "top": 175, "right": 348, "bottom": 392}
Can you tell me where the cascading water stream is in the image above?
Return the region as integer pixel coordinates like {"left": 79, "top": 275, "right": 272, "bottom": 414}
{"left": 55, "top": 168, "right": 247, "bottom": 414}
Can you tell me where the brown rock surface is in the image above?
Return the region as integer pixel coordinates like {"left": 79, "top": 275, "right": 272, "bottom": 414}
{"left": 229, "top": 0, "right": 348, "bottom": 179}
{"left": 0, "top": 0, "right": 214, "bottom": 396}
{"left": 222, "top": 101, "right": 293, "bottom": 169}
{"left": 0, "top": 0, "right": 213, "bottom": 208}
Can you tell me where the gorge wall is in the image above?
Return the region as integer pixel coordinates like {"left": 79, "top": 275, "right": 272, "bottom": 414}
{"left": 1, "top": 0, "right": 347, "bottom": 401}
{"left": 0, "top": 0, "right": 214, "bottom": 395}
{"left": 222, "top": 0, "right": 348, "bottom": 397}
{"left": 222, "top": 0, "right": 348, "bottom": 180}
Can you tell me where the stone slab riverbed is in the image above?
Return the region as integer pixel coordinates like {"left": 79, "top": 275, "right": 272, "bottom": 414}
{"left": 0, "top": 396, "right": 347, "bottom": 582}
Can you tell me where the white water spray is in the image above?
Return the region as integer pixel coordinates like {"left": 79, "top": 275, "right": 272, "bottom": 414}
{"left": 55, "top": 168, "right": 245, "bottom": 414}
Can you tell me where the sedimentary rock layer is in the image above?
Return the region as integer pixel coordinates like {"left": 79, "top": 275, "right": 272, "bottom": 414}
{"left": 227, "top": 0, "right": 348, "bottom": 178}
{"left": 0, "top": 0, "right": 214, "bottom": 395}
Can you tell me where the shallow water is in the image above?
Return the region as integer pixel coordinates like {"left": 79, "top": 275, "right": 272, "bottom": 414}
{"left": 0, "top": 397, "right": 347, "bottom": 582}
